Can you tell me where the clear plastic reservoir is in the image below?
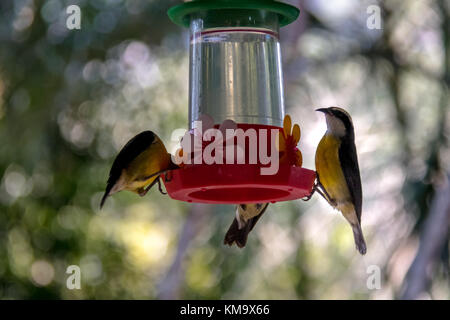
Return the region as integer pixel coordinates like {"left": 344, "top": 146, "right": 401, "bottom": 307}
{"left": 189, "top": 10, "right": 285, "bottom": 128}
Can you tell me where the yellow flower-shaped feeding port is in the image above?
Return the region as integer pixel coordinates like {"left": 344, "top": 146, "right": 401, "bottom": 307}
{"left": 278, "top": 115, "right": 303, "bottom": 167}
{"left": 175, "top": 148, "right": 185, "bottom": 168}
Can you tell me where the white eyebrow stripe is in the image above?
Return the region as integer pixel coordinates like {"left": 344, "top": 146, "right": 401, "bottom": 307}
{"left": 329, "top": 106, "right": 353, "bottom": 124}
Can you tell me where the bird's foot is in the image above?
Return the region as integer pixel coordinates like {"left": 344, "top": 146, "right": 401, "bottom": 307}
{"left": 302, "top": 180, "right": 319, "bottom": 201}
{"left": 157, "top": 178, "right": 167, "bottom": 195}
{"left": 164, "top": 171, "right": 173, "bottom": 183}
{"left": 302, "top": 190, "right": 315, "bottom": 201}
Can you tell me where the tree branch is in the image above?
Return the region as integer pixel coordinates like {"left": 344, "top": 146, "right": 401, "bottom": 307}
{"left": 401, "top": 174, "right": 450, "bottom": 299}
{"left": 157, "top": 203, "right": 212, "bottom": 299}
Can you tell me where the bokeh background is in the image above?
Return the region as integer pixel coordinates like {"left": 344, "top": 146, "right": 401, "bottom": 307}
{"left": 0, "top": 0, "right": 449, "bottom": 299}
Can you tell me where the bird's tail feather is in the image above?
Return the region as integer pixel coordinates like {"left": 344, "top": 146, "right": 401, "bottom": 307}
{"left": 224, "top": 210, "right": 265, "bottom": 248}
{"left": 351, "top": 223, "right": 367, "bottom": 255}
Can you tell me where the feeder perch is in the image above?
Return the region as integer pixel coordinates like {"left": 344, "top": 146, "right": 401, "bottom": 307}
{"left": 165, "top": 0, "right": 316, "bottom": 204}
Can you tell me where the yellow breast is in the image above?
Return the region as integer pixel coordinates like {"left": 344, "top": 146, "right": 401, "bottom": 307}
{"left": 125, "top": 138, "right": 170, "bottom": 191}
{"left": 315, "top": 134, "right": 351, "bottom": 203}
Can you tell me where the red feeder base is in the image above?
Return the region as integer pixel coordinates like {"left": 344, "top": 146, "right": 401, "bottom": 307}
{"left": 162, "top": 164, "right": 316, "bottom": 204}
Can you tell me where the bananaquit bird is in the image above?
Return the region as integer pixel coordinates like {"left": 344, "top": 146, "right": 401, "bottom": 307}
{"left": 312, "top": 107, "right": 367, "bottom": 255}
{"left": 224, "top": 203, "right": 269, "bottom": 248}
{"left": 100, "top": 131, "right": 176, "bottom": 209}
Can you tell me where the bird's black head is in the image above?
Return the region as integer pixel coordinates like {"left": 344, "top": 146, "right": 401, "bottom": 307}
{"left": 316, "top": 107, "right": 355, "bottom": 138}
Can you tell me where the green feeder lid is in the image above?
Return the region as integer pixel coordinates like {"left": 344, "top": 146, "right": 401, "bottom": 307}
{"left": 168, "top": 0, "right": 300, "bottom": 28}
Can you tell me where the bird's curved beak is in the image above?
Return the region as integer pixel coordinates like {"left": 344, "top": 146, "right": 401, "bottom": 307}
{"left": 315, "top": 108, "right": 329, "bottom": 114}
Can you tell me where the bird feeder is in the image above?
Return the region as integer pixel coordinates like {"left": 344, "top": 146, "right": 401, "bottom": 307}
{"left": 165, "top": 0, "right": 315, "bottom": 204}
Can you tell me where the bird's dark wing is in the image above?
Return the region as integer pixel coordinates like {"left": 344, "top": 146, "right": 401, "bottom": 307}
{"left": 247, "top": 203, "right": 269, "bottom": 233}
{"left": 107, "top": 131, "right": 155, "bottom": 184}
{"left": 338, "top": 138, "right": 362, "bottom": 222}
{"left": 100, "top": 131, "right": 155, "bottom": 208}
{"left": 224, "top": 203, "right": 269, "bottom": 248}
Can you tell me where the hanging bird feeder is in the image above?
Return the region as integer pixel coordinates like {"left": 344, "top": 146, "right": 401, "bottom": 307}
{"left": 164, "top": 0, "right": 315, "bottom": 204}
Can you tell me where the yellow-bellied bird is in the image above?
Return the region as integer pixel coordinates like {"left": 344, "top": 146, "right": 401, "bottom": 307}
{"left": 100, "top": 131, "right": 176, "bottom": 209}
{"left": 224, "top": 203, "right": 269, "bottom": 248}
{"left": 314, "top": 107, "right": 367, "bottom": 255}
